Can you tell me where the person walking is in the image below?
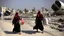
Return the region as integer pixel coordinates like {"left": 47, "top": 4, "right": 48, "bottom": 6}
{"left": 33, "top": 10, "right": 44, "bottom": 33}
{"left": 12, "top": 12, "right": 21, "bottom": 35}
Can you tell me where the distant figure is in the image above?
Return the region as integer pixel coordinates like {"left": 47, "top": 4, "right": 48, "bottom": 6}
{"left": 0, "top": 12, "right": 2, "bottom": 17}
{"left": 0, "top": 12, "right": 1, "bottom": 19}
{"left": 12, "top": 12, "right": 21, "bottom": 35}
{"left": 33, "top": 10, "right": 44, "bottom": 33}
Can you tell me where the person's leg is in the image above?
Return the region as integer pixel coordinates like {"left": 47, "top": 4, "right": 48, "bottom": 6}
{"left": 40, "top": 29, "right": 44, "bottom": 33}
{"left": 13, "top": 27, "right": 18, "bottom": 33}
{"left": 17, "top": 25, "right": 21, "bottom": 35}
{"left": 18, "top": 32, "right": 21, "bottom": 35}
{"left": 42, "top": 30, "right": 44, "bottom": 33}
{"left": 39, "top": 25, "right": 44, "bottom": 33}
{"left": 13, "top": 25, "right": 16, "bottom": 32}
{"left": 36, "top": 29, "right": 38, "bottom": 32}
{"left": 13, "top": 27, "right": 15, "bottom": 32}
{"left": 19, "top": 27, "right": 21, "bottom": 35}
{"left": 41, "top": 26, "right": 44, "bottom": 33}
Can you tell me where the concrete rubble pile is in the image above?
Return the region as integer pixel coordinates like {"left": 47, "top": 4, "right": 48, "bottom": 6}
{"left": 49, "top": 18, "right": 64, "bottom": 31}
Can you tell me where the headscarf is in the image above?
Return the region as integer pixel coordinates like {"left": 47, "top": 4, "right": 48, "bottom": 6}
{"left": 37, "top": 10, "right": 41, "bottom": 17}
{"left": 37, "top": 10, "right": 43, "bottom": 20}
{"left": 14, "top": 12, "right": 20, "bottom": 20}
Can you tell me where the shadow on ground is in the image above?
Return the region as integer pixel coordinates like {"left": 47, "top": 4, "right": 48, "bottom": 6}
{"left": 4, "top": 31, "right": 17, "bottom": 34}
{"left": 4, "top": 30, "right": 57, "bottom": 36}
{"left": 22, "top": 30, "right": 37, "bottom": 34}
{"left": 22, "top": 30, "right": 57, "bottom": 36}
{"left": 4, "top": 30, "right": 37, "bottom": 34}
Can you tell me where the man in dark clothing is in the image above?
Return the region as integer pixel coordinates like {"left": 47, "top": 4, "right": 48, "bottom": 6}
{"left": 33, "top": 10, "right": 44, "bottom": 33}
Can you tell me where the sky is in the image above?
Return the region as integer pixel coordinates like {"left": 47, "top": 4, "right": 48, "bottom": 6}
{"left": 0, "top": 0, "right": 64, "bottom": 10}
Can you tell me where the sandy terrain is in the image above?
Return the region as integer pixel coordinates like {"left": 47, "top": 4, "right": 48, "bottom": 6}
{"left": 0, "top": 19, "right": 64, "bottom": 36}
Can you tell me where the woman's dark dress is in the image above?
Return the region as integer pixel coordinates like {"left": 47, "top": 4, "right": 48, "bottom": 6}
{"left": 12, "top": 16, "right": 20, "bottom": 33}
{"left": 33, "top": 14, "right": 44, "bottom": 31}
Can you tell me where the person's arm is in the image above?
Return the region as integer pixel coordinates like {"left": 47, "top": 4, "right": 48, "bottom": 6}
{"left": 35, "top": 16, "right": 37, "bottom": 24}
{"left": 12, "top": 18, "right": 15, "bottom": 25}
{"left": 41, "top": 14, "right": 44, "bottom": 20}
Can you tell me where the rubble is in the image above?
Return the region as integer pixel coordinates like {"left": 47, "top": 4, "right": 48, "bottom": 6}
{"left": 49, "top": 17, "right": 64, "bottom": 31}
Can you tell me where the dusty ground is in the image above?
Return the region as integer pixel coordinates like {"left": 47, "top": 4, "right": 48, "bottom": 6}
{"left": 0, "top": 18, "right": 64, "bottom": 36}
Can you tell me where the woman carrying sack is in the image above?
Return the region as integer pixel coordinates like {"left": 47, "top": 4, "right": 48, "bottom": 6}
{"left": 12, "top": 12, "right": 21, "bottom": 35}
